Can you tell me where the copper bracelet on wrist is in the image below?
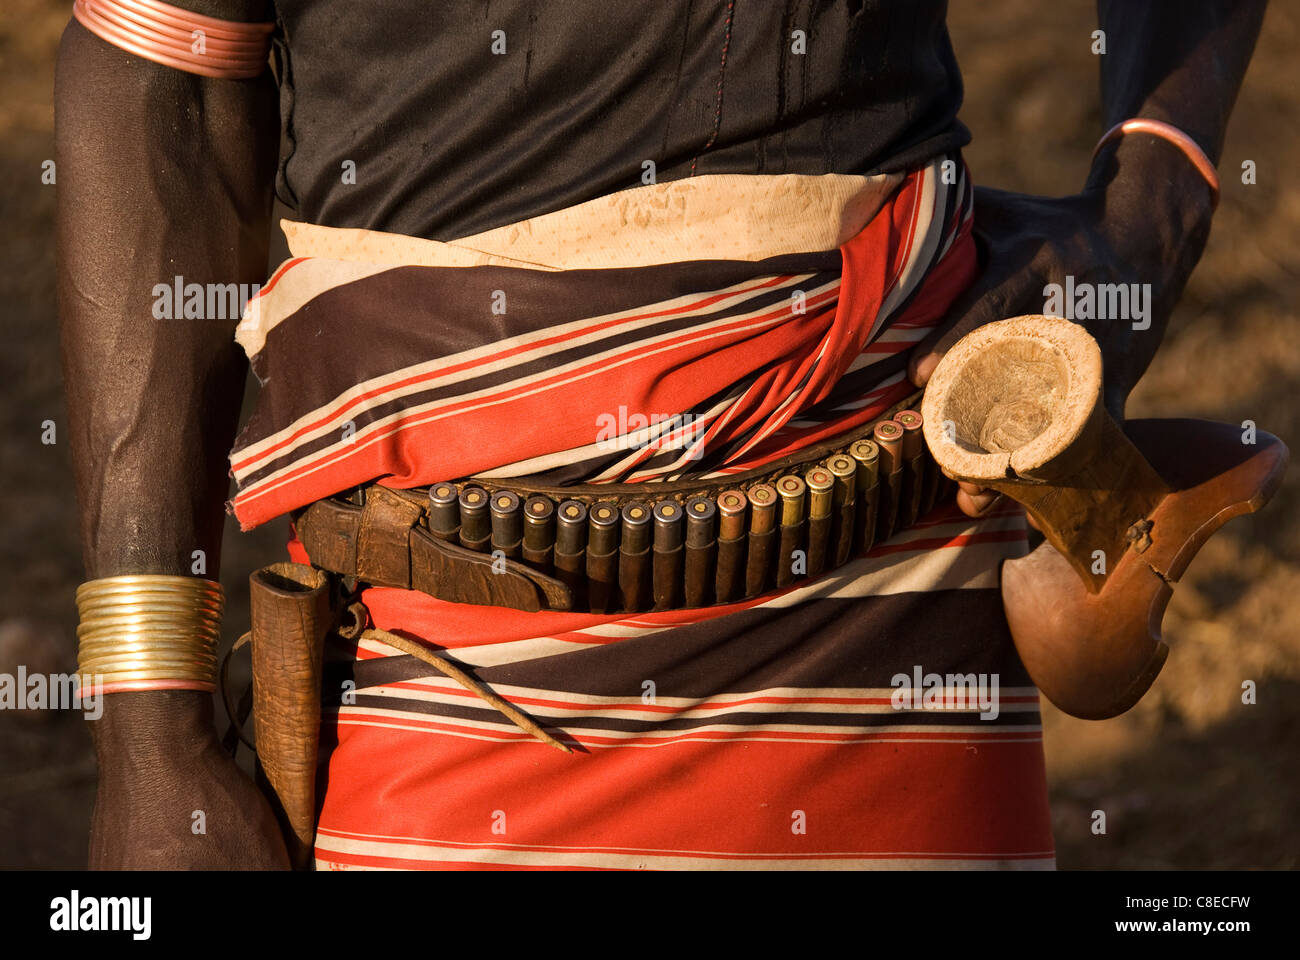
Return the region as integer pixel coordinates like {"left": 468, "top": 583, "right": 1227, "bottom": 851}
{"left": 1092, "top": 118, "right": 1220, "bottom": 211}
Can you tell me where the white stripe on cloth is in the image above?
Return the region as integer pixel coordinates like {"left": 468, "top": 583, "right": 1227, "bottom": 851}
{"left": 232, "top": 275, "right": 826, "bottom": 504}
{"left": 313, "top": 830, "right": 1056, "bottom": 871}
{"left": 235, "top": 270, "right": 821, "bottom": 469}
{"left": 237, "top": 172, "right": 901, "bottom": 357}
{"left": 355, "top": 679, "right": 1042, "bottom": 712}
{"left": 325, "top": 712, "right": 1044, "bottom": 750}
{"left": 343, "top": 509, "right": 1026, "bottom": 670}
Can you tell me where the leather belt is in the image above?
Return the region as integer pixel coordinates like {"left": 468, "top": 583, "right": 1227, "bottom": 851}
{"left": 292, "top": 390, "right": 950, "bottom": 612}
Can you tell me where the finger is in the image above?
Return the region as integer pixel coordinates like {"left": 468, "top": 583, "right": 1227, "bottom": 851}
{"left": 952, "top": 480, "right": 1041, "bottom": 528}
{"left": 907, "top": 274, "right": 999, "bottom": 388}
{"left": 908, "top": 188, "right": 1040, "bottom": 389}
{"left": 956, "top": 488, "right": 1001, "bottom": 518}
{"left": 943, "top": 471, "right": 992, "bottom": 496}
{"left": 908, "top": 265, "right": 1029, "bottom": 389}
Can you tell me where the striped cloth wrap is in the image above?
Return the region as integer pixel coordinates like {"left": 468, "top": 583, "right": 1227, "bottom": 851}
{"left": 229, "top": 157, "right": 1056, "bottom": 871}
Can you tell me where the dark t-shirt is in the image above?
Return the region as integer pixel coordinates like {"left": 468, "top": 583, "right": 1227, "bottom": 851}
{"left": 270, "top": 0, "right": 967, "bottom": 240}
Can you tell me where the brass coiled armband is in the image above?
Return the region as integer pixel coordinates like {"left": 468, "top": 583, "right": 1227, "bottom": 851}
{"left": 76, "top": 575, "right": 223, "bottom": 695}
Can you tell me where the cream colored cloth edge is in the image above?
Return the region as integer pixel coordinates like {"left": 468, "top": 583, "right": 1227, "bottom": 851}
{"left": 281, "top": 172, "right": 902, "bottom": 271}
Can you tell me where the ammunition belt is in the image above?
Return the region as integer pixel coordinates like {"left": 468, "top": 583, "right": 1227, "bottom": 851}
{"left": 292, "top": 390, "right": 953, "bottom": 613}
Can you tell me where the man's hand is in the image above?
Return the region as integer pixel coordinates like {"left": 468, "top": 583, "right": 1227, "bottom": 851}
{"left": 908, "top": 178, "right": 1210, "bottom": 415}
{"left": 908, "top": 142, "right": 1214, "bottom": 518}
{"left": 88, "top": 692, "right": 289, "bottom": 870}
{"left": 908, "top": 0, "right": 1266, "bottom": 520}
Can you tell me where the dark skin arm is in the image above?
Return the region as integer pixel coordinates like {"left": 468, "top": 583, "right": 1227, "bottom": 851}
{"left": 911, "top": 0, "right": 1267, "bottom": 517}
{"left": 55, "top": 1, "right": 287, "bottom": 867}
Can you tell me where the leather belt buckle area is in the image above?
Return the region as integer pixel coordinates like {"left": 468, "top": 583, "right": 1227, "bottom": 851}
{"left": 294, "top": 490, "right": 574, "bottom": 613}
{"left": 293, "top": 390, "right": 946, "bottom": 613}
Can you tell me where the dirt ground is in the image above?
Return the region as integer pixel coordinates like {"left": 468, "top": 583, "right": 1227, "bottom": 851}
{"left": 1, "top": 0, "right": 1296, "bottom": 868}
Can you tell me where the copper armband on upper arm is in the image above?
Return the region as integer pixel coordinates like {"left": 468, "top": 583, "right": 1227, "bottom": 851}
{"left": 72, "top": 0, "right": 273, "bottom": 79}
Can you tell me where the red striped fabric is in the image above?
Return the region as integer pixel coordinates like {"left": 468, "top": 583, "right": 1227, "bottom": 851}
{"left": 228, "top": 159, "right": 974, "bottom": 528}
{"left": 235, "top": 158, "right": 1054, "bottom": 869}
{"left": 302, "top": 506, "right": 1054, "bottom": 871}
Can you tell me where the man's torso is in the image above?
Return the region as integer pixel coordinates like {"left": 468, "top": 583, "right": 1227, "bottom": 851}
{"left": 271, "top": 0, "right": 968, "bottom": 239}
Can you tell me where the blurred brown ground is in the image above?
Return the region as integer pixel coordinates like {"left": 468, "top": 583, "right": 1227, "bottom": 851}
{"left": 1, "top": 0, "right": 1296, "bottom": 868}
